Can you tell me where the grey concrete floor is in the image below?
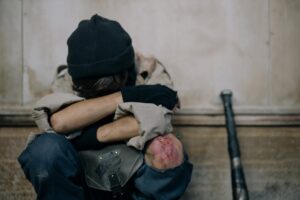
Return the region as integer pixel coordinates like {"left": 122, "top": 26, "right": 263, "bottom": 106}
{"left": 0, "top": 126, "right": 299, "bottom": 200}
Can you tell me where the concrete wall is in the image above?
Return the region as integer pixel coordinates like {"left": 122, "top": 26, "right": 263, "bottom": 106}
{"left": 0, "top": 0, "right": 22, "bottom": 105}
{"left": 0, "top": 0, "right": 300, "bottom": 114}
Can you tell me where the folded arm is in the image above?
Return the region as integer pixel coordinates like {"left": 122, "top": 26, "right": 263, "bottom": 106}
{"left": 50, "top": 84, "right": 177, "bottom": 134}
{"left": 97, "top": 116, "right": 139, "bottom": 142}
{"left": 47, "top": 84, "right": 177, "bottom": 151}
{"left": 70, "top": 114, "right": 140, "bottom": 150}
{"left": 71, "top": 102, "right": 173, "bottom": 150}
{"left": 50, "top": 92, "right": 123, "bottom": 133}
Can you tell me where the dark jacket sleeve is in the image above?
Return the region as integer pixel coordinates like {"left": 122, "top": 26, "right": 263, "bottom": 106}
{"left": 70, "top": 114, "right": 115, "bottom": 150}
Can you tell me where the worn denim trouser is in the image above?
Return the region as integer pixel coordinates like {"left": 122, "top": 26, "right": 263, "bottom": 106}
{"left": 18, "top": 133, "right": 192, "bottom": 200}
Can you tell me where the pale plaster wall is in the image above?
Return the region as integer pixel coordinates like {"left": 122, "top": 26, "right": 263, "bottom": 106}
{"left": 0, "top": 0, "right": 300, "bottom": 114}
{"left": 0, "top": 0, "right": 22, "bottom": 105}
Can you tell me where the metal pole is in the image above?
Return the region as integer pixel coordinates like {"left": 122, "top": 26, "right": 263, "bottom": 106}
{"left": 220, "top": 90, "right": 249, "bottom": 200}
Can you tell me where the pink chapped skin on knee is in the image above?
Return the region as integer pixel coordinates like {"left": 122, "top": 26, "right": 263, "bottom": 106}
{"left": 146, "top": 134, "right": 184, "bottom": 170}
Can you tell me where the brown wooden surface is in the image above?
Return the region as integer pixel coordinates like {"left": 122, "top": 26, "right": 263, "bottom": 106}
{"left": 0, "top": 126, "right": 300, "bottom": 200}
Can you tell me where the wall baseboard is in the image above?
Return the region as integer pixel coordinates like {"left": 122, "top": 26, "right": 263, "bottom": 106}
{"left": 172, "top": 113, "right": 300, "bottom": 126}
{"left": 1, "top": 107, "right": 300, "bottom": 126}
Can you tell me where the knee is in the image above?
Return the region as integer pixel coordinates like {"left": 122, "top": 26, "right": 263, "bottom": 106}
{"left": 145, "top": 133, "right": 184, "bottom": 170}
{"left": 19, "top": 133, "right": 73, "bottom": 170}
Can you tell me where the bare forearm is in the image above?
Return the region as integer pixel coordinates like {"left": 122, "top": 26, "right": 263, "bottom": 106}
{"left": 50, "top": 92, "right": 123, "bottom": 133}
{"left": 96, "top": 116, "right": 139, "bottom": 142}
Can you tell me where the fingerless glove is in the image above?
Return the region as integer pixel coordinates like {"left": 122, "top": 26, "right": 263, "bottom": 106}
{"left": 121, "top": 84, "right": 178, "bottom": 110}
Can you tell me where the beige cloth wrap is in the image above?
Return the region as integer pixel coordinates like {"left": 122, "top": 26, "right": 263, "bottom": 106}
{"left": 114, "top": 102, "right": 173, "bottom": 150}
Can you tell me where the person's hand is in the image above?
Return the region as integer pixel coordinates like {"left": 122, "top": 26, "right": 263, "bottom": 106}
{"left": 121, "top": 84, "right": 179, "bottom": 110}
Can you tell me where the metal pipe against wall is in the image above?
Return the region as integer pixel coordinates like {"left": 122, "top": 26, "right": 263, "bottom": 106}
{"left": 220, "top": 90, "right": 249, "bottom": 200}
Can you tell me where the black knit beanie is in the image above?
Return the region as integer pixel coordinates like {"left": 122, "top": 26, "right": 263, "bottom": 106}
{"left": 67, "top": 14, "right": 136, "bottom": 82}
